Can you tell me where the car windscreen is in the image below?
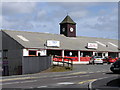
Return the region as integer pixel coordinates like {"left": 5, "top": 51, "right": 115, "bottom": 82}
{"left": 94, "top": 56, "right": 102, "bottom": 58}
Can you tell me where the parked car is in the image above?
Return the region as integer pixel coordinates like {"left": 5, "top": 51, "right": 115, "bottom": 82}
{"left": 103, "top": 56, "right": 117, "bottom": 64}
{"left": 108, "top": 58, "right": 117, "bottom": 63}
{"left": 89, "top": 56, "right": 103, "bottom": 64}
{"left": 110, "top": 60, "right": 120, "bottom": 73}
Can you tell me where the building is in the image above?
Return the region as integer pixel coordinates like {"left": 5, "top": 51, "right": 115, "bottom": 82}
{"left": 0, "top": 15, "right": 120, "bottom": 75}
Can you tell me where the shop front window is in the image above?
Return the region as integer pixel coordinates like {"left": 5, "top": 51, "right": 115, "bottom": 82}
{"left": 29, "top": 51, "right": 37, "bottom": 56}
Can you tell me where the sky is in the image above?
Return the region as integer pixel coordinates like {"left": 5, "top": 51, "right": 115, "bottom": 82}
{"left": 0, "top": 1, "right": 118, "bottom": 39}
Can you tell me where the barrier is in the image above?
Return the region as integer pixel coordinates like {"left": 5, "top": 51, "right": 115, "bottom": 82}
{"left": 53, "top": 56, "right": 73, "bottom": 69}
{"left": 53, "top": 56, "right": 91, "bottom": 62}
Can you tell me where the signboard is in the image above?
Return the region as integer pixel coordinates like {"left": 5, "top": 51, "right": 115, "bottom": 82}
{"left": 87, "top": 43, "right": 98, "bottom": 49}
{"left": 47, "top": 40, "right": 60, "bottom": 47}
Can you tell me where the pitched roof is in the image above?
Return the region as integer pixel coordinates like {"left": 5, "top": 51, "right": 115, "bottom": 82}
{"left": 2, "top": 30, "right": 119, "bottom": 52}
{"left": 60, "top": 15, "right": 76, "bottom": 24}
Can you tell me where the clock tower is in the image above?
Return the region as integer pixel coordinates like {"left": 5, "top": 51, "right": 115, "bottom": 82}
{"left": 60, "top": 15, "right": 76, "bottom": 37}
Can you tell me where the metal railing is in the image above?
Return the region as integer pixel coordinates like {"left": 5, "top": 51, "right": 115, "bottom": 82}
{"left": 52, "top": 56, "right": 73, "bottom": 69}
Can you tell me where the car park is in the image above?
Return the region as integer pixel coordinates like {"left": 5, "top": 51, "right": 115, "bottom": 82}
{"left": 89, "top": 56, "right": 103, "bottom": 64}
{"left": 110, "top": 60, "right": 120, "bottom": 73}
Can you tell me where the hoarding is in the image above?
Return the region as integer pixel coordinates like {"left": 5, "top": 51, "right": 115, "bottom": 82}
{"left": 87, "top": 43, "right": 98, "bottom": 49}
{"left": 47, "top": 40, "right": 60, "bottom": 47}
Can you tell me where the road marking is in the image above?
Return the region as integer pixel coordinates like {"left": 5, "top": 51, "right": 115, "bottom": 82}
{"left": 57, "top": 82, "right": 74, "bottom": 85}
{"left": 78, "top": 79, "right": 97, "bottom": 84}
{"left": 79, "top": 75, "right": 89, "bottom": 77}
{"left": 1, "top": 72, "right": 87, "bottom": 82}
{"left": 88, "top": 72, "right": 94, "bottom": 73}
{"left": 1, "top": 77, "right": 38, "bottom": 82}
{"left": 2, "top": 80, "right": 37, "bottom": 85}
{"left": 20, "top": 80, "right": 37, "bottom": 83}
{"left": 96, "top": 71, "right": 101, "bottom": 73}
{"left": 37, "top": 86, "right": 48, "bottom": 88}
{"left": 54, "top": 76, "right": 78, "bottom": 80}
{"left": 2, "top": 82, "right": 20, "bottom": 85}
{"left": 67, "top": 72, "right": 87, "bottom": 75}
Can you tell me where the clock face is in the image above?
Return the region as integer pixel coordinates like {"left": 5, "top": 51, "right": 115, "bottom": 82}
{"left": 62, "top": 28, "right": 65, "bottom": 32}
{"left": 70, "top": 27, "right": 74, "bottom": 32}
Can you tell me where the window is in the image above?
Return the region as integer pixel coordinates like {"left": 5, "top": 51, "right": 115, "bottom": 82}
{"left": 29, "top": 51, "right": 37, "bottom": 56}
{"left": 3, "top": 50, "right": 8, "bottom": 59}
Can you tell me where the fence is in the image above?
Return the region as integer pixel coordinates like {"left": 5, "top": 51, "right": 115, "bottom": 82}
{"left": 22, "top": 56, "right": 51, "bottom": 74}
{"left": 53, "top": 56, "right": 73, "bottom": 69}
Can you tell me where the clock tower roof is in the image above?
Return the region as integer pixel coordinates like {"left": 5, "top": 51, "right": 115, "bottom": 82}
{"left": 60, "top": 15, "right": 76, "bottom": 24}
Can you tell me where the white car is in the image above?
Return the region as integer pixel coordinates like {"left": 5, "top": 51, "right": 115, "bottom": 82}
{"left": 89, "top": 56, "right": 103, "bottom": 64}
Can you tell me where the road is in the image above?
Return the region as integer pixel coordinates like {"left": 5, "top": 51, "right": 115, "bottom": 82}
{"left": 1, "top": 64, "right": 119, "bottom": 89}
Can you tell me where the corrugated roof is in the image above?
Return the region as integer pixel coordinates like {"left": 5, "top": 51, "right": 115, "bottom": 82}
{"left": 60, "top": 15, "right": 76, "bottom": 24}
{"left": 2, "top": 30, "right": 119, "bottom": 52}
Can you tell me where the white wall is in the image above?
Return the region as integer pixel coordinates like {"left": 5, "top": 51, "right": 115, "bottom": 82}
{"left": 23, "top": 49, "right": 29, "bottom": 56}
{"left": 37, "top": 50, "right": 46, "bottom": 56}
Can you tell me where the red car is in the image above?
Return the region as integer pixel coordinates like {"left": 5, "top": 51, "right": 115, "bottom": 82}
{"left": 103, "top": 57, "right": 118, "bottom": 64}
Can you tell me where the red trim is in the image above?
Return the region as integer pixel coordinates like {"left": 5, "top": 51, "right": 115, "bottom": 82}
{"left": 47, "top": 49, "right": 63, "bottom": 51}
{"left": 80, "top": 57, "right": 91, "bottom": 61}
{"left": 25, "top": 48, "right": 120, "bottom": 53}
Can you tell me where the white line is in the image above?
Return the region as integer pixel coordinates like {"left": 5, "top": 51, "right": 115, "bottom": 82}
{"left": 2, "top": 80, "right": 37, "bottom": 85}
{"left": 57, "top": 82, "right": 74, "bottom": 85}
{"left": 88, "top": 72, "right": 94, "bottom": 73}
{"left": 3, "top": 82, "right": 20, "bottom": 85}
{"left": 37, "top": 86, "right": 48, "bottom": 88}
{"left": 54, "top": 76, "right": 78, "bottom": 80}
{"left": 79, "top": 75, "right": 89, "bottom": 77}
{"left": 20, "top": 80, "right": 37, "bottom": 83}
{"left": 96, "top": 71, "right": 101, "bottom": 73}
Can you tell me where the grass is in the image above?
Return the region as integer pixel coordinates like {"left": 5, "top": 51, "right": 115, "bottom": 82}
{"left": 41, "top": 65, "right": 72, "bottom": 73}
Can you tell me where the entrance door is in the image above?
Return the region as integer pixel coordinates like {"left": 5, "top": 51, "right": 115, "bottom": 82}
{"left": 2, "top": 66, "right": 9, "bottom": 76}
{"left": 98, "top": 53, "right": 102, "bottom": 57}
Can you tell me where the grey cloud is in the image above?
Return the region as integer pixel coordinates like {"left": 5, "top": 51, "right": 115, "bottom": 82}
{"left": 2, "top": 2, "right": 37, "bottom": 15}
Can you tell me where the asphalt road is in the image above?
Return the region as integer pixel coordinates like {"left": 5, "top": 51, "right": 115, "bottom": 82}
{"left": 1, "top": 64, "right": 119, "bottom": 89}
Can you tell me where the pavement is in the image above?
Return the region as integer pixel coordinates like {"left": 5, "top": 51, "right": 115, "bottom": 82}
{"left": 89, "top": 74, "right": 120, "bottom": 90}
{"left": 107, "top": 76, "right": 120, "bottom": 87}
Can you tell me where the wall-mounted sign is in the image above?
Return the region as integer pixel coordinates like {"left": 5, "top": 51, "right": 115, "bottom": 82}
{"left": 87, "top": 43, "right": 98, "bottom": 49}
{"left": 47, "top": 40, "right": 60, "bottom": 47}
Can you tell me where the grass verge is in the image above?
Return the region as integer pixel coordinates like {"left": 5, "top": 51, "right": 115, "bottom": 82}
{"left": 41, "top": 65, "right": 72, "bottom": 73}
